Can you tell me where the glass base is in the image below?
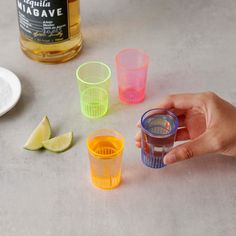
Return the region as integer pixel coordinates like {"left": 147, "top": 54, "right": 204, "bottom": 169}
{"left": 119, "top": 88, "right": 145, "bottom": 104}
{"left": 91, "top": 174, "right": 121, "bottom": 190}
{"left": 141, "top": 150, "right": 166, "bottom": 169}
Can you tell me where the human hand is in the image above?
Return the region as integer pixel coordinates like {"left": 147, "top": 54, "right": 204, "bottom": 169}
{"left": 135, "top": 92, "right": 236, "bottom": 165}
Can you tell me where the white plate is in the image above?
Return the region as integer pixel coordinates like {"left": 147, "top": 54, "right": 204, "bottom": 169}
{"left": 0, "top": 67, "right": 22, "bottom": 117}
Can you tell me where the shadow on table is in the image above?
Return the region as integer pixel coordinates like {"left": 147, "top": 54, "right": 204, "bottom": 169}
{"left": 161, "top": 154, "right": 236, "bottom": 178}
{"left": 121, "top": 154, "right": 236, "bottom": 188}
{"left": 121, "top": 159, "right": 154, "bottom": 187}
{"left": 107, "top": 94, "right": 134, "bottom": 116}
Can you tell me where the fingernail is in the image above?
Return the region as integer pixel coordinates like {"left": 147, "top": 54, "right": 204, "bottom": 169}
{"left": 164, "top": 154, "right": 176, "bottom": 165}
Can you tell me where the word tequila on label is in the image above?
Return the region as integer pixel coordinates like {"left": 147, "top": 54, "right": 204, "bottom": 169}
{"left": 16, "top": 0, "right": 82, "bottom": 63}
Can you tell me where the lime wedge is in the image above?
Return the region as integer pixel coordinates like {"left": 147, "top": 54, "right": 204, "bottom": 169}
{"left": 42, "top": 132, "right": 73, "bottom": 152}
{"left": 24, "top": 116, "right": 51, "bottom": 150}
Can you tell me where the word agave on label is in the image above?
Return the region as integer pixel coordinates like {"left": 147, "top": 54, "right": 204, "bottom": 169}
{"left": 17, "top": 0, "right": 64, "bottom": 18}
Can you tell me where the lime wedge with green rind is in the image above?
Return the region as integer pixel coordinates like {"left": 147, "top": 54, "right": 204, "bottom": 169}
{"left": 24, "top": 116, "right": 51, "bottom": 150}
{"left": 42, "top": 132, "right": 73, "bottom": 152}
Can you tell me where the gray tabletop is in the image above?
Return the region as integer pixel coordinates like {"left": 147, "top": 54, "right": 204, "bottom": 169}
{"left": 0, "top": 0, "right": 236, "bottom": 235}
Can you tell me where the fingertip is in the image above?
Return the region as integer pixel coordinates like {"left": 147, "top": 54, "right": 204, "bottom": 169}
{"left": 156, "top": 96, "right": 173, "bottom": 109}
{"left": 136, "top": 121, "right": 141, "bottom": 128}
{"left": 163, "top": 154, "right": 176, "bottom": 165}
{"left": 135, "top": 131, "right": 141, "bottom": 141}
{"left": 135, "top": 142, "right": 141, "bottom": 148}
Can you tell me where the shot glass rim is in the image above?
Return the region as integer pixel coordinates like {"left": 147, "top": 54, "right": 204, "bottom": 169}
{"left": 76, "top": 61, "right": 111, "bottom": 85}
{"left": 115, "top": 48, "right": 149, "bottom": 71}
{"left": 141, "top": 108, "right": 179, "bottom": 138}
{"left": 86, "top": 128, "right": 125, "bottom": 159}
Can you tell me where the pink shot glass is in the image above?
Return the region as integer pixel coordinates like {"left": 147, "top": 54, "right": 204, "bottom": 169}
{"left": 115, "top": 48, "right": 149, "bottom": 104}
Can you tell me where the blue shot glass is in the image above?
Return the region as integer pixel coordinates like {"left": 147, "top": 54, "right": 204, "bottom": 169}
{"left": 140, "top": 109, "right": 179, "bottom": 168}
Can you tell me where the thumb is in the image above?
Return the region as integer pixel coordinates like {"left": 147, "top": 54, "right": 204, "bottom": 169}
{"left": 163, "top": 133, "right": 213, "bottom": 165}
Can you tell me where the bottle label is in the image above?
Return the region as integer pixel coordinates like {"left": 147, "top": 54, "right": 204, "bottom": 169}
{"left": 16, "top": 0, "right": 69, "bottom": 44}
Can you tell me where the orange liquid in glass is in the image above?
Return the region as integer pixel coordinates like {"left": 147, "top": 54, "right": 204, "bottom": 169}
{"left": 88, "top": 136, "right": 123, "bottom": 189}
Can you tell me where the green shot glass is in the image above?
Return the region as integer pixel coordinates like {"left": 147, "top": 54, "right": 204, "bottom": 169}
{"left": 76, "top": 61, "right": 111, "bottom": 118}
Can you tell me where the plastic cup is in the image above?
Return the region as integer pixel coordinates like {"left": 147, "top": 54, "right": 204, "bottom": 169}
{"left": 86, "top": 129, "right": 124, "bottom": 190}
{"left": 141, "top": 109, "right": 179, "bottom": 168}
{"left": 76, "top": 61, "right": 111, "bottom": 118}
{"left": 115, "top": 48, "right": 149, "bottom": 104}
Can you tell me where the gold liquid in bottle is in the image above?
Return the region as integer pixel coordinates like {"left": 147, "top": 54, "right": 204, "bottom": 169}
{"left": 16, "top": 0, "right": 82, "bottom": 63}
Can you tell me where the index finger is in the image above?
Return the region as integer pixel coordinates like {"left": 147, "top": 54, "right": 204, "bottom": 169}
{"left": 157, "top": 93, "right": 203, "bottom": 110}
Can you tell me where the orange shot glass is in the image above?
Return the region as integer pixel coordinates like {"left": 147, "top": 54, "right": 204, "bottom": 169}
{"left": 86, "top": 129, "right": 124, "bottom": 190}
